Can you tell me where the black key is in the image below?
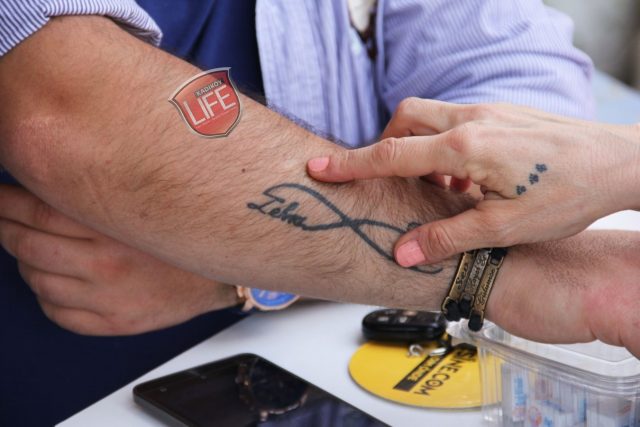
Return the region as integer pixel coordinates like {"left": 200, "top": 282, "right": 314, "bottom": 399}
{"left": 362, "top": 309, "right": 447, "bottom": 343}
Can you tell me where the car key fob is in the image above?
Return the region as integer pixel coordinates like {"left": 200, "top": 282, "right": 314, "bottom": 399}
{"left": 362, "top": 309, "right": 447, "bottom": 343}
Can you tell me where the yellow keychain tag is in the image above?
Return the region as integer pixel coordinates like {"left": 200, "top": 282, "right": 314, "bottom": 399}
{"left": 348, "top": 341, "right": 481, "bottom": 409}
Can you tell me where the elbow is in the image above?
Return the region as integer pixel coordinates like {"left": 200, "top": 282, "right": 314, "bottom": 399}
{"left": 1, "top": 111, "right": 138, "bottom": 229}
{"left": 2, "top": 115, "right": 59, "bottom": 187}
{"left": 1, "top": 113, "right": 83, "bottom": 193}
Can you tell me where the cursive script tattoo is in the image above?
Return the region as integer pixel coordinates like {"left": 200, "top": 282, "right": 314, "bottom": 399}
{"left": 247, "top": 183, "right": 442, "bottom": 274}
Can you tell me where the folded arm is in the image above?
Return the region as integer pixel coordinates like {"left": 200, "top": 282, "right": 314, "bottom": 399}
{"left": 1, "top": 17, "right": 639, "bottom": 356}
{"left": 0, "top": 16, "right": 468, "bottom": 309}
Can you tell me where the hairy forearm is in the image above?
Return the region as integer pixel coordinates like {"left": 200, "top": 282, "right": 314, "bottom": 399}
{"left": 0, "top": 16, "right": 470, "bottom": 309}
{"left": 630, "top": 124, "right": 640, "bottom": 210}
{"left": 2, "top": 18, "right": 640, "bottom": 354}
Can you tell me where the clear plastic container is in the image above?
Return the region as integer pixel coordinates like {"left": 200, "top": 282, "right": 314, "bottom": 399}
{"left": 448, "top": 321, "right": 640, "bottom": 427}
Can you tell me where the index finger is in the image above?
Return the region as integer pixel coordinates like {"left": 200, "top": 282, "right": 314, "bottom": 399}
{"left": 307, "top": 133, "right": 468, "bottom": 183}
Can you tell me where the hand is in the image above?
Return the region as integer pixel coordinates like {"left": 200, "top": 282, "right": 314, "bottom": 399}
{"left": 308, "top": 99, "right": 640, "bottom": 266}
{"left": 0, "top": 185, "right": 238, "bottom": 335}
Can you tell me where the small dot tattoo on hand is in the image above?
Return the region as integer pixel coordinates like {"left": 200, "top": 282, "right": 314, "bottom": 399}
{"left": 515, "top": 163, "right": 548, "bottom": 197}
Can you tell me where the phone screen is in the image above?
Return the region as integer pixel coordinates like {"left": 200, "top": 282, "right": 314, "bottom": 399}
{"left": 134, "top": 353, "right": 388, "bottom": 427}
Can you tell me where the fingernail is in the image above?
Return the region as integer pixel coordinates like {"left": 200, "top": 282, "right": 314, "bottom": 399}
{"left": 395, "top": 240, "right": 426, "bottom": 267}
{"left": 308, "top": 157, "right": 330, "bottom": 172}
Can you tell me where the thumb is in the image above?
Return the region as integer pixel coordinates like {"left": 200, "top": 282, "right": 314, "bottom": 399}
{"left": 394, "top": 209, "right": 501, "bottom": 266}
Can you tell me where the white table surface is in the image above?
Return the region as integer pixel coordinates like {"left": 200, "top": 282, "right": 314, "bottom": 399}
{"left": 57, "top": 301, "right": 483, "bottom": 427}
{"left": 58, "top": 211, "right": 639, "bottom": 427}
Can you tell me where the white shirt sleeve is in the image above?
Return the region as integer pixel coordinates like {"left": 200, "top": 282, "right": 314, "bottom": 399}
{"left": 0, "top": 0, "right": 162, "bottom": 56}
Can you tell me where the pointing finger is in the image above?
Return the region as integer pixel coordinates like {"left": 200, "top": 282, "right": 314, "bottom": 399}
{"left": 307, "top": 134, "right": 468, "bottom": 183}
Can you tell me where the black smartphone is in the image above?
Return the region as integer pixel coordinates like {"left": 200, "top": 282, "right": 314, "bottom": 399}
{"left": 133, "top": 353, "right": 388, "bottom": 427}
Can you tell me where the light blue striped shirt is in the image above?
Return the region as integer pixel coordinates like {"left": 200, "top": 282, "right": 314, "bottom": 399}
{"left": 0, "top": 0, "right": 594, "bottom": 147}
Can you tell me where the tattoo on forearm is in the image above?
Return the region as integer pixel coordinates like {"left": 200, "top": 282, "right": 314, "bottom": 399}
{"left": 516, "top": 163, "right": 548, "bottom": 196}
{"left": 247, "top": 183, "right": 442, "bottom": 274}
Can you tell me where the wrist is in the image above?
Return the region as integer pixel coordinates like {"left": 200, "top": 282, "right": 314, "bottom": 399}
{"left": 329, "top": 177, "right": 467, "bottom": 310}
{"left": 605, "top": 123, "right": 640, "bottom": 212}
{"left": 483, "top": 245, "right": 561, "bottom": 334}
{"left": 628, "top": 123, "right": 640, "bottom": 210}
{"left": 483, "top": 250, "right": 513, "bottom": 325}
{"left": 484, "top": 238, "right": 593, "bottom": 343}
{"left": 372, "top": 178, "right": 476, "bottom": 311}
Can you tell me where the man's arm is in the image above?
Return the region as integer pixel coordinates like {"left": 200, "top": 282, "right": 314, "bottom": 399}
{"left": 0, "top": 16, "right": 468, "bottom": 309}
{"left": 1, "top": 17, "right": 639, "bottom": 356}
{"left": 0, "top": 182, "right": 241, "bottom": 335}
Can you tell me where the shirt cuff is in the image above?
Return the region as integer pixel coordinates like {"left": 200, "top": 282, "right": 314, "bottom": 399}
{"left": 0, "top": 0, "right": 162, "bottom": 57}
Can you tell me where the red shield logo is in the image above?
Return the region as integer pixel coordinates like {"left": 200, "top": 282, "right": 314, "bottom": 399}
{"left": 169, "top": 68, "right": 242, "bottom": 138}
